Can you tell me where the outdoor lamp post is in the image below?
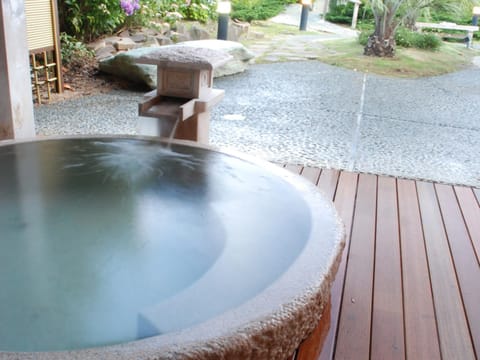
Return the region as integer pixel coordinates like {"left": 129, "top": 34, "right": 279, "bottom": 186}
{"left": 217, "top": 1, "right": 231, "bottom": 40}
{"left": 299, "top": 0, "right": 311, "bottom": 31}
{"left": 473, "top": 6, "right": 480, "bottom": 26}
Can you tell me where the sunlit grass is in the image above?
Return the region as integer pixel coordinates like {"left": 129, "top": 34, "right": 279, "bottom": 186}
{"left": 241, "top": 22, "right": 480, "bottom": 77}
{"left": 301, "top": 39, "right": 479, "bottom": 77}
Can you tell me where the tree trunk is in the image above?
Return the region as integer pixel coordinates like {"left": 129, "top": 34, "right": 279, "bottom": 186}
{"left": 364, "top": 35, "right": 396, "bottom": 57}
{"left": 365, "top": 0, "right": 402, "bottom": 57}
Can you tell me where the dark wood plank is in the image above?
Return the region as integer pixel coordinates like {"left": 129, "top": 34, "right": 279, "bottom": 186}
{"left": 295, "top": 302, "right": 332, "bottom": 360}
{"left": 318, "top": 171, "right": 359, "bottom": 360}
{"left": 416, "top": 182, "right": 475, "bottom": 360}
{"left": 292, "top": 169, "right": 479, "bottom": 360}
{"left": 334, "top": 174, "right": 377, "bottom": 359}
{"left": 300, "top": 166, "right": 321, "bottom": 185}
{"left": 397, "top": 179, "right": 441, "bottom": 359}
{"left": 454, "top": 186, "right": 480, "bottom": 265}
{"left": 435, "top": 184, "right": 480, "bottom": 359}
{"left": 370, "top": 177, "right": 405, "bottom": 360}
{"left": 317, "top": 169, "right": 340, "bottom": 201}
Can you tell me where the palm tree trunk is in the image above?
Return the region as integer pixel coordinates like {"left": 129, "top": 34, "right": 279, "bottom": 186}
{"left": 364, "top": 2, "right": 399, "bottom": 57}
{"left": 364, "top": 34, "right": 396, "bottom": 56}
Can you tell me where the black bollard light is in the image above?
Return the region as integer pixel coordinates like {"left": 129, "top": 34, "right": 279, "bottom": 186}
{"left": 473, "top": 6, "right": 480, "bottom": 25}
{"left": 299, "top": 0, "right": 311, "bottom": 31}
{"left": 217, "top": 1, "right": 231, "bottom": 40}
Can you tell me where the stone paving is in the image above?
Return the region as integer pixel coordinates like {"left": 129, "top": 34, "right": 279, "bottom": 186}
{"left": 34, "top": 6, "right": 480, "bottom": 188}
{"left": 211, "top": 62, "right": 480, "bottom": 187}
{"left": 248, "top": 4, "right": 358, "bottom": 63}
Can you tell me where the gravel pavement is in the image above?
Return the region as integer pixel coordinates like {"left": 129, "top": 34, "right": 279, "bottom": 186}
{"left": 35, "top": 60, "right": 480, "bottom": 187}
{"left": 34, "top": 8, "right": 480, "bottom": 187}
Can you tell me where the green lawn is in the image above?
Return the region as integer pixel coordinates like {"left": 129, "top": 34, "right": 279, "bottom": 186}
{"left": 316, "top": 39, "right": 479, "bottom": 78}
{"left": 241, "top": 21, "right": 480, "bottom": 77}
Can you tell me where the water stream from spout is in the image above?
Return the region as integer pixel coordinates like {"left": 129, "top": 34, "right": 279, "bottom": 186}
{"left": 166, "top": 116, "right": 181, "bottom": 149}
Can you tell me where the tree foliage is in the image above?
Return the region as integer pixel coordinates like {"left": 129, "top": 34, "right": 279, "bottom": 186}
{"left": 403, "top": 0, "right": 477, "bottom": 28}
{"left": 363, "top": 0, "right": 478, "bottom": 57}
{"left": 231, "top": 0, "right": 296, "bottom": 22}
{"left": 58, "top": 0, "right": 126, "bottom": 42}
{"left": 58, "top": 0, "right": 217, "bottom": 42}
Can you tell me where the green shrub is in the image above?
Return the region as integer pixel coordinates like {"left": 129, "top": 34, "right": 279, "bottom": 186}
{"left": 326, "top": 2, "right": 373, "bottom": 25}
{"left": 231, "top": 0, "right": 295, "bottom": 22}
{"left": 395, "top": 27, "right": 416, "bottom": 47}
{"left": 58, "top": 0, "right": 218, "bottom": 41}
{"left": 60, "top": 32, "right": 94, "bottom": 65}
{"left": 325, "top": 2, "right": 354, "bottom": 24}
{"left": 124, "top": 0, "right": 162, "bottom": 27}
{"left": 179, "top": 0, "right": 216, "bottom": 23}
{"left": 358, "top": 30, "right": 371, "bottom": 46}
{"left": 128, "top": 0, "right": 216, "bottom": 26}
{"left": 58, "top": 0, "right": 126, "bottom": 42}
{"left": 413, "top": 33, "right": 442, "bottom": 50}
{"left": 428, "top": 10, "right": 472, "bottom": 25}
{"left": 393, "top": 27, "right": 442, "bottom": 50}
{"left": 396, "top": 27, "right": 441, "bottom": 50}
{"left": 359, "top": 28, "right": 442, "bottom": 51}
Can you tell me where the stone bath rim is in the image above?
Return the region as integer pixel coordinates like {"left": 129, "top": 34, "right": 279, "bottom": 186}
{"left": 0, "top": 135, "right": 345, "bottom": 360}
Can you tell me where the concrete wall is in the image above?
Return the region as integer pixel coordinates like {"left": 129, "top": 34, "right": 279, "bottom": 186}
{"left": 0, "top": 0, "right": 35, "bottom": 140}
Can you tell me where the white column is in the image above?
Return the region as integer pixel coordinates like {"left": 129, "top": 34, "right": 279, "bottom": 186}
{"left": 0, "top": 0, "right": 35, "bottom": 140}
{"left": 351, "top": 0, "right": 361, "bottom": 29}
{"left": 322, "top": 0, "right": 330, "bottom": 19}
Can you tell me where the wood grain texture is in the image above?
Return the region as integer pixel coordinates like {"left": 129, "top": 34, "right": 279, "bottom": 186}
{"left": 318, "top": 171, "right": 358, "bottom": 360}
{"left": 454, "top": 186, "right": 480, "bottom": 265}
{"left": 285, "top": 167, "right": 479, "bottom": 360}
{"left": 370, "top": 177, "right": 405, "bottom": 360}
{"left": 334, "top": 174, "right": 377, "bottom": 360}
{"left": 435, "top": 184, "right": 480, "bottom": 359}
{"left": 397, "top": 179, "right": 441, "bottom": 360}
{"left": 316, "top": 169, "right": 340, "bottom": 201}
{"left": 416, "top": 182, "right": 475, "bottom": 360}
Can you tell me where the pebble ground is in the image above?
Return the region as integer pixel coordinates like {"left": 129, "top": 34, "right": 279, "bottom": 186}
{"left": 34, "top": 6, "right": 480, "bottom": 187}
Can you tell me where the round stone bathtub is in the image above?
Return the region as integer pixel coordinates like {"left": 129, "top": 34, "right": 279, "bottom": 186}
{"left": 0, "top": 136, "right": 344, "bottom": 359}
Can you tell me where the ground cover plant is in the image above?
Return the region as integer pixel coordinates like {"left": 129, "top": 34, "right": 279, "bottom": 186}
{"left": 231, "top": 0, "right": 296, "bottom": 22}
{"left": 359, "top": 26, "right": 442, "bottom": 50}
{"left": 315, "top": 38, "right": 477, "bottom": 77}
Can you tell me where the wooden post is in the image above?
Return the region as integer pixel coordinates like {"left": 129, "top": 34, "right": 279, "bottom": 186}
{"left": 0, "top": 0, "right": 35, "bottom": 140}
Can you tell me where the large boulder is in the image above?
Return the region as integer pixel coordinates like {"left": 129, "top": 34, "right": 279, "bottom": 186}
{"left": 99, "top": 40, "right": 254, "bottom": 89}
{"left": 99, "top": 47, "right": 158, "bottom": 88}
{"left": 181, "top": 40, "right": 255, "bottom": 77}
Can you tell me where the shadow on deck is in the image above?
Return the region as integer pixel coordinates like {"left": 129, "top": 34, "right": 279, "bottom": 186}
{"left": 284, "top": 165, "right": 480, "bottom": 360}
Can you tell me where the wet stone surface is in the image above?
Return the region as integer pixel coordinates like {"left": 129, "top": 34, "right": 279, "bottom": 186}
{"left": 34, "top": 61, "right": 480, "bottom": 188}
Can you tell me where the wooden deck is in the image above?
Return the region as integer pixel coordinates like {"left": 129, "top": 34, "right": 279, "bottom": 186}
{"left": 283, "top": 166, "right": 480, "bottom": 360}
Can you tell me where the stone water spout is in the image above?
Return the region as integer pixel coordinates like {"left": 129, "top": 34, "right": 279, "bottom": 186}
{"left": 136, "top": 46, "right": 232, "bottom": 144}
